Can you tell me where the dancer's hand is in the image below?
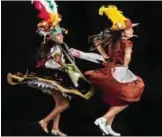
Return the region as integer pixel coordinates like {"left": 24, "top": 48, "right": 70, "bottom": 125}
{"left": 70, "top": 49, "right": 81, "bottom": 58}
{"left": 103, "top": 58, "right": 112, "bottom": 63}
{"left": 102, "top": 58, "right": 113, "bottom": 67}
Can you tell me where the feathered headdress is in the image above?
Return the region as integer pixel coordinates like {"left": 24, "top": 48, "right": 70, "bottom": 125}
{"left": 32, "top": 0, "right": 68, "bottom": 37}
{"left": 99, "top": 5, "right": 139, "bottom": 30}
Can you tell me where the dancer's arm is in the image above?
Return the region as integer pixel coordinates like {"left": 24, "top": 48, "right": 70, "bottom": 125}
{"left": 94, "top": 41, "right": 109, "bottom": 62}
{"left": 124, "top": 47, "right": 132, "bottom": 67}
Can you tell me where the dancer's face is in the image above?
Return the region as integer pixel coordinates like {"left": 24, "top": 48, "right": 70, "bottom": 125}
{"left": 53, "top": 33, "right": 64, "bottom": 44}
{"left": 51, "top": 25, "right": 64, "bottom": 44}
{"left": 123, "top": 28, "right": 134, "bottom": 39}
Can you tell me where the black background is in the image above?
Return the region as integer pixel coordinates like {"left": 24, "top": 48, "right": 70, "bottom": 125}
{"left": 2, "top": 1, "right": 162, "bottom": 136}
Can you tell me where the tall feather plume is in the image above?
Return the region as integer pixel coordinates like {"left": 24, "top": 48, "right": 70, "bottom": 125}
{"left": 32, "top": 0, "right": 61, "bottom": 24}
{"left": 32, "top": 0, "right": 63, "bottom": 40}
{"left": 38, "top": 0, "right": 58, "bottom": 13}
{"left": 99, "top": 5, "right": 127, "bottom": 30}
{"left": 33, "top": 0, "right": 50, "bottom": 21}
{"left": 46, "top": 0, "right": 58, "bottom": 12}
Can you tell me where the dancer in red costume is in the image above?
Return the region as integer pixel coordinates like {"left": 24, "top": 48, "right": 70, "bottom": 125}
{"left": 84, "top": 5, "right": 145, "bottom": 136}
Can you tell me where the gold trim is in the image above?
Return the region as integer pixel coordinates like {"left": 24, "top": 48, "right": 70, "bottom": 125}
{"left": 7, "top": 73, "right": 94, "bottom": 100}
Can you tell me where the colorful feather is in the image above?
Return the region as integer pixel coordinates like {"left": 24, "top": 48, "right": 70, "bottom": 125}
{"left": 46, "top": 0, "right": 58, "bottom": 12}
{"left": 38, "top": 0, "right": 57, "bottom": 13}
{"left": 33, "top": 1, "right": 50, "bottom": 21}
{"left": 99, "top": 5, "right": 127, "bottom": 30}
{"left": 32, "top": 0, "right": 67, "bottom": 37}
{"left": 32, "top": 0, "right": 61, "bottom": 26}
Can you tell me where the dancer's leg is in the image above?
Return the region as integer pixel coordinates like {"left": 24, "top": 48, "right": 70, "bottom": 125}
{"left": 103, "top": 105, "right": 128, "bottom": 125}
{"left": 39, "top": 91, "right": 69, "bottom": 133}
{"left": 43, "top": 92, "right": 69, "bottom": 123}
{"left": 103, "top": 105, "right": 128, "bottom": 136}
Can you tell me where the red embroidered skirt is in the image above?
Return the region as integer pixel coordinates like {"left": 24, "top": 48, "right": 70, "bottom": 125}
{"left": 84, "top": 63, "right": 144, "bottom": 106}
